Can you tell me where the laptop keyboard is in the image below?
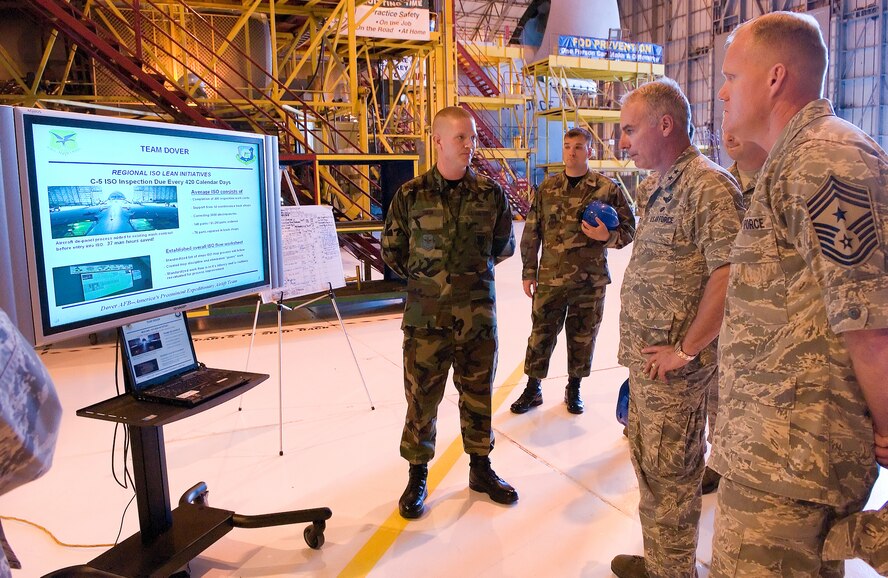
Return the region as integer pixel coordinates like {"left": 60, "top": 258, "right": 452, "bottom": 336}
{"left": 149, "top": 368, "right": 238, "bottom": 398}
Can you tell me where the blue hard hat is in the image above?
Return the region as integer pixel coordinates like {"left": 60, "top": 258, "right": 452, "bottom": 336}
{"left": 616, "top": 378, "right": 630, "bottom": 426}
{"left": 582, "top": 200, "right": 620, "bottom": 230}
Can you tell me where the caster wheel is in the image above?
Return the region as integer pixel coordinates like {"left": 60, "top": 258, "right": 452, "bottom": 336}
{"left": 304, "top": 524, "right": 325, "bottom": 549}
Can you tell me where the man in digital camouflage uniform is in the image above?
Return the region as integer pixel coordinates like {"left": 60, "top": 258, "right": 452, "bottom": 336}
{"left": 822, "top": 502, "right": 888, "bottom": 574}
{"left": 614, "top": 174, "right": 657, "bottom": 437}
{"left": 712, "top": 11, "right": 888, "bottom": 576}
{"left": 615, "top": 157, "right": 748, "bottom": 494}
{"left": 610, "top": 78, "right": 743, "bottom": 578}
{"left": 694, "top": 130, "right": 769, "bottom": 496}
{"left": 0, "top": 309, "right": 61, "bottom": 577}
{"left": 382, "top": 106, "right": 518, "bottom": 520}
{"left": 510, "top": 127, "right": 635, "bottom": 416}
{"left": 723, "top": 131, "right": 767, "bottom": 210}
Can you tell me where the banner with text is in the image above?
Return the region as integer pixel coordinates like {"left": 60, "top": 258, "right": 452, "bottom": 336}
{"left": 558, "top": 35, "right": 663, "bottom": 64}
{"left": 347, "top": 0, "right": 431, "bottom": 41}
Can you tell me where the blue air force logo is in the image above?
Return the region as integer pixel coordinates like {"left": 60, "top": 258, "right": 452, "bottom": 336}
{"left": 807, "top": 175, "right": 878, "bottom": 267}
{"left": 236, "top": 145, "right": 256, "bottom": 165}
{"left": 48, "top": 130, "right": 79, "bottom": 154}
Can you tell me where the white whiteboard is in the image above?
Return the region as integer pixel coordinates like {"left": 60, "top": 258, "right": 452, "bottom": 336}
{"left": 261, "top": 205, "right": 345, "bottom": 302}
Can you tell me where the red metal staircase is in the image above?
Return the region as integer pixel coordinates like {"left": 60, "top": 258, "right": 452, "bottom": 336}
{"left": 455, "top": 43, "right": 529, "bottom": 217}
{"left": 459, "top": 105, "right": 529, "bottom": 216}
{"left": 25, "top": 0, "right": 227, "bottom": 130}
{"left": 25, "top": 0, "right": 392, "bottom": 273}
{"left": 459, "top": 103, "right": 505, "bottom": 149}
{"left": 25, "top": 0, "right": 365, "bottom": 155}
{"left": 456, "top": 42, "right": 500, "bottom": 98}
{"left": 471, "top": 155, "right": 531, "bottom": 216}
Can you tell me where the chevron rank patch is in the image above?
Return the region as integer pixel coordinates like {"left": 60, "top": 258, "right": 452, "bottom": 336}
{"left": 807, "top": 175, "right": 878, "bottom": 267}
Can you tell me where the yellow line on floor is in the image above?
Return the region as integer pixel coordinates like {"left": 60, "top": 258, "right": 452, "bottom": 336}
{"left": 337, "top": 361, "right": 526, "bottom": 578}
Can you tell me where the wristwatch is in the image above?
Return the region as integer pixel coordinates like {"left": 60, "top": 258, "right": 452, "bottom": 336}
{"left": 674, "top": 342, "right": 695, "bottom": 362}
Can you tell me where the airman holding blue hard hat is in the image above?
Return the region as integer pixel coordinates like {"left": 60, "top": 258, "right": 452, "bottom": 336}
{"left": 582, "top": 200, "right": 621, "bottom": 230}
{"left": 510, "top": 126, "right": 635, "bottom": 417}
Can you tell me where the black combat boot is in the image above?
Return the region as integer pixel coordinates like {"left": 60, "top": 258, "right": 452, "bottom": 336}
{"left": 398, "top": 463, "right": 428, "bottom": 519}
{"left": 701, "top": 466, "right": 721, "bottom": 495}
{"left": 510, "top": 377, "right": 542, "bottom": 414}
{"left": 610, "top": 554, "right": 649, "bottom": 578}
{"left": 565, "top": 377, "right": 584, "bottom": 414}
{"left": 468, "top": 454, "right": 518, "bottom": 504}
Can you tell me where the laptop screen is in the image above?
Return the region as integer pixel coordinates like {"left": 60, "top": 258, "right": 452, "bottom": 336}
{"left": 119, "top": 312, "right": 199, "bottom": 391}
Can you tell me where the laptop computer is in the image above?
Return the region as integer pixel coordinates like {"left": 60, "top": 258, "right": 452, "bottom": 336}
{"left": 119, "top": 311, "right": 254, "bottom": 407}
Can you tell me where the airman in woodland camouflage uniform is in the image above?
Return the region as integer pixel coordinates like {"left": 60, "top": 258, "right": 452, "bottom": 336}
{"left": 382, "top": 106, "right": 518, "bottom": 520}
{"left": 712, "top": 11, "right": 888, "bottom": 576}
{"left": 0, "top": 309, "right": 61, "bottom": 577}
{"left": 610, "top": 78, "right": 742, "bottom": 578}
{"left": 510, "top": 127, "right": 634, "bottom": 416}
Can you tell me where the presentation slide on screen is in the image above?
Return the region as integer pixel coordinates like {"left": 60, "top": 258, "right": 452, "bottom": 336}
{"left": 28, "top": 121, "right": 268, "bottom": 330}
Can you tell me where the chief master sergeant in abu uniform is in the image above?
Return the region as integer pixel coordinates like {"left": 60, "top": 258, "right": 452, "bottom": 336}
{"left": 711, "top": 11, "right": 888, "bottom": 576}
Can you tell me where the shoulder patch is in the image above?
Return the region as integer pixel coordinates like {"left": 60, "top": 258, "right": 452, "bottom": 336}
{"left": 806, "top": 175, "right": 878, "bottom": 267}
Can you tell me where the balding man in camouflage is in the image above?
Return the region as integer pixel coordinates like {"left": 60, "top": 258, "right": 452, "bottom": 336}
{"left": 692, "top": 131, "right": 769, "bottom": 495}
{"left": 382, "top": 106, "right": 518, "bottom": 520}
{"left": 723, "top": 130, "right": 767, "bottom": 210}
{"left": 510, "top": 127, "right": 634, "bottom": 416}
{"left": 0, "top": 308, "right": 61, "bottom": 576}
{"left": 610, "top": 78, "right": 742, "bottom": 578}
{"left": 712, "top": 11, "right": 888, "bottom": 576}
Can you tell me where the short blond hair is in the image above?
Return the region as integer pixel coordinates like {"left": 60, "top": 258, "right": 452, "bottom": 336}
{"left": 621, "top": 78, "right": 692, "bottom": 137}
{"left": 432, "top": 106, "right": 473, "bottom": 134}
{"left": 727, "top": 11, "right": 827, "bottom": 96}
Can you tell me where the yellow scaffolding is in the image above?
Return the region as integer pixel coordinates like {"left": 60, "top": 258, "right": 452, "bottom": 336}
{"left": 524, "top": 54, "right": 663, "bottom": 197}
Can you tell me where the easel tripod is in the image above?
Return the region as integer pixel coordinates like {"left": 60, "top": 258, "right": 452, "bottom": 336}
{"left": 241, "top": 283, "right": 376, "bottom": 456}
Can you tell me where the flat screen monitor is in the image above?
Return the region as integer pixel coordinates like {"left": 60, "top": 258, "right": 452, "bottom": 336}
{"left": 0, "top": 106, "right": 282, "bottom": 345}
